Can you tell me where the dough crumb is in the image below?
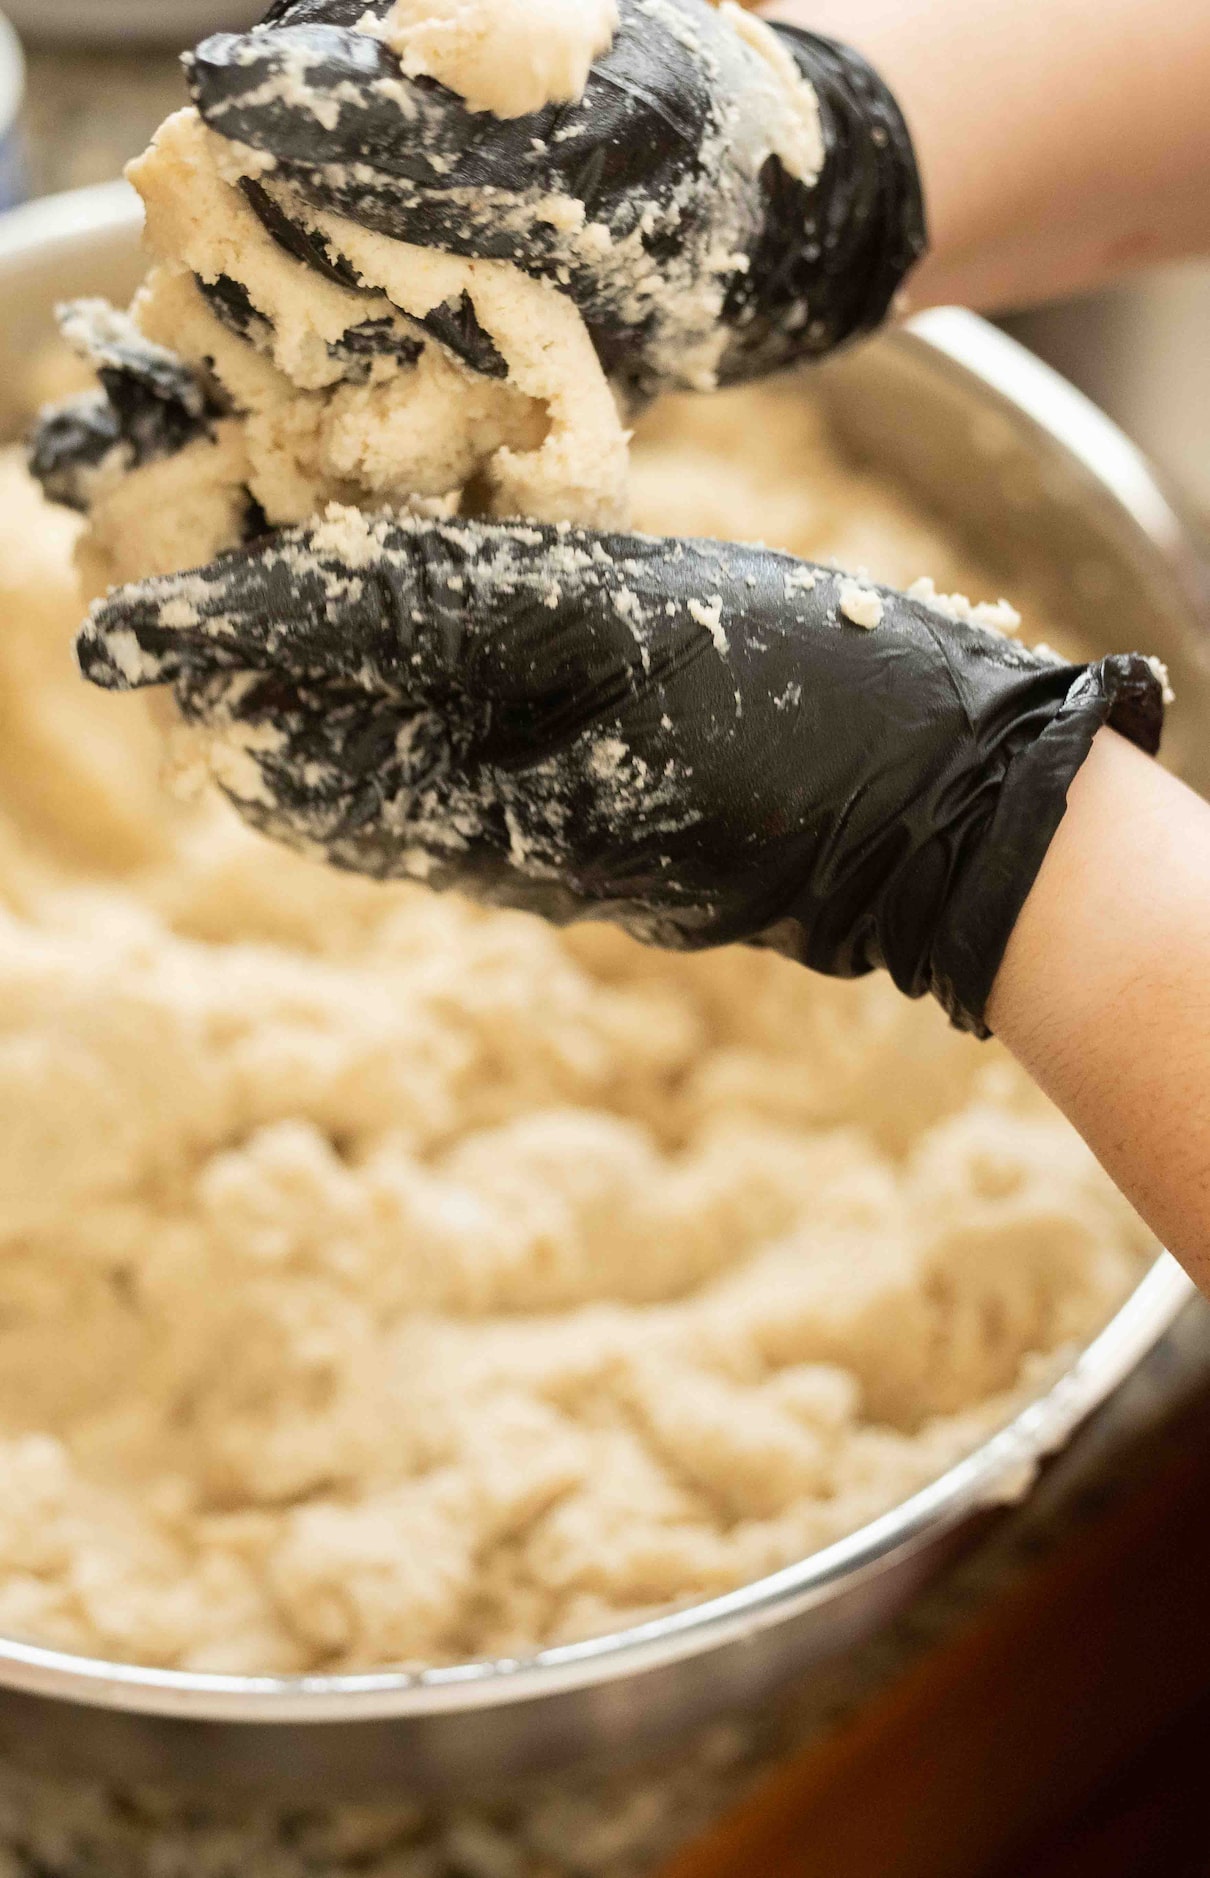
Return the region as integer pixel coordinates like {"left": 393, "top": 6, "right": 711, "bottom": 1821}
{"left": 688, "top": 594, "right": 729, "bottom": 655}
{"left": 839, "top": 583, "right": 884, "bottom": 630}
{"left": 1147, "top": 654, "right": 1176, "bottom": 706}
{"left": 364, "top": 0, "right": 619, "bottom": 117}
{"left": 907, "top": 576, "right": 1021, "bottom": 637}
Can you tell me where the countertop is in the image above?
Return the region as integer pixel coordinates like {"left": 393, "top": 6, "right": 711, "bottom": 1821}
{"left": 4, "top": 34, "right": 1210, "bottom": 1878}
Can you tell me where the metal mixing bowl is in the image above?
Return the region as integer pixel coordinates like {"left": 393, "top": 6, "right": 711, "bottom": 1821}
{"left": 0, "top": 181, "right": 1206, "bottom": 1802}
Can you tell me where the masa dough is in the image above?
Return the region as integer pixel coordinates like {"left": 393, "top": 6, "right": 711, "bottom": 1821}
{"left": 74, "top": 104, "right": 630, "bottom": 594}
{"left": 61, "top": 0, "right": 835, "bottom": 590}
{"left": 366, "top": 0, "right": 620, "bottom": 117}
{"left": 0, "top": 376, "right": 1152, "bottom": 1674}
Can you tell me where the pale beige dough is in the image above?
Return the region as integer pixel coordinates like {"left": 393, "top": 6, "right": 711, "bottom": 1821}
{"left": 718, "top": 3, "right": 825, "bottom": 185}
{"left": 68, "top": 0, "right": 838, "bottom": 590}
{"left": 366, "top": 0, "right": 619, "bottom": 117}
{"left": 77, "top": 106, "right": 630, "bottom": 592}
{"left": 0, "top": 381, "right": 1152, "bottom": 1673}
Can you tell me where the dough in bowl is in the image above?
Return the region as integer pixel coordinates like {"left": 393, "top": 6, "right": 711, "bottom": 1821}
{"left": 0, "top": 375, "right": 1152, "bottom": 1674}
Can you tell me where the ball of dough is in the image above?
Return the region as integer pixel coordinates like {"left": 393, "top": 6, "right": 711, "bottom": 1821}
{"left": 373, "top": 0, "right": 619, "bottom": 117}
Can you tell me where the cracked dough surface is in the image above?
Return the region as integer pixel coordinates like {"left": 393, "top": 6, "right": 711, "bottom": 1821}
{"left": 0, "top": 377, "right": 1151, "bottom": 1673}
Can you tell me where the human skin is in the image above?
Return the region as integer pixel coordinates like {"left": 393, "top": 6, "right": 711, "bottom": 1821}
{"left": 985, "top": 732, "right": 1210, "bottom": 1289}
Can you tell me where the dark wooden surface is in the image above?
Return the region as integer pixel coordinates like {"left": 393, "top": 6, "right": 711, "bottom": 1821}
{"left": 1004, "top": 1693, "right": 1210, "bottom": 1878}
{"left": 661, "top": 1386, "right": 1210, "bottom": 1878}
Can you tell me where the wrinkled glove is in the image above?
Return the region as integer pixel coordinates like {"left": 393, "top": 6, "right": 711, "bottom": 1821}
{"left": 78, "top": 516, "right": 1165, "bottom": 1036}
{"left": 30, "top": 302, "right": 226, "bottom": 515}
{"left": 31, "top": 0, "right": 926, "bottom": 543}
{"left": 185, "top": 0, "right": 927, "bottom": 398}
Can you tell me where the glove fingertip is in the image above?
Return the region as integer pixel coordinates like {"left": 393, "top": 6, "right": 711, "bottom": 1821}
{"left": 75, "top": 610, "right": 149, "bottom": 693}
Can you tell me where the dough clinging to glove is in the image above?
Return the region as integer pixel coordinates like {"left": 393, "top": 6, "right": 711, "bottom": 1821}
{"left": 30, "top": 0, "right": 928, "bottom": 578}
{"left": 80, "top": 512, "right": 1166, "bottom": 1037}
{"left": 191, "top": 0, "right": 927, "bottom": 398}
{"left": 38, "top": 0, "right": 1171, "bottom": 1041}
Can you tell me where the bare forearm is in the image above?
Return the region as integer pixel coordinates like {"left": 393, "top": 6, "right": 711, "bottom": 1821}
{"left": 988, "top": 732, "right": 1210, "bottom": 1288}
{"left": 765, "top": 0, "right": 1210, "bottom": 312}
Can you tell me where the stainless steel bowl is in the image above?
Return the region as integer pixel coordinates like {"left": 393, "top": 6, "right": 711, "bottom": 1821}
{"left": 1008, "top": 263, "right": 1210, "bottom": 519}
{"left": 0, "top": 181, "right": 1205, "bottom": 1802}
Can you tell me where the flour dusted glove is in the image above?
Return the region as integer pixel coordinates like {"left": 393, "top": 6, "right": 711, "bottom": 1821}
{"left": 29, "top": 302, "right": 223, "bottom": 512}
{"left": 78, "top": 517, "right": 1164, "bottom": 1036}
{"left": 185, "top": 0, "right": 926, "bottom": 397}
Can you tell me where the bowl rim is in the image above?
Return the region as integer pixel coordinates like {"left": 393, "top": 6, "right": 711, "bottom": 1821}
{"left": 0, "top": 1259, "right": 1192, "bottom": 1724}
{"left": 0, "top": 181, "right": 1201, "bottom": 1727}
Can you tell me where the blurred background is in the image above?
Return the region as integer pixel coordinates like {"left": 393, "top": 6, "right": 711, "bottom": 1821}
{"left": 1006, "top": 277, "right": 1210, "bottom": 518}
{"left": 1, "top": 1, "right": 1206, "bottom": 523}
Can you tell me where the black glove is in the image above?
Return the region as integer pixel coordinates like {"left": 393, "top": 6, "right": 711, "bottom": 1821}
{"left": 31, "top": 0, "right": 925, "bottom": 537}
{"left": 30, "top": 303, "right": 224, "bottom": 514}
{"left": 185, "top": 0, "right": 927, "bottom": 398}
{"left": 78, "top": 517, "right": 1165, "bottom": 1037}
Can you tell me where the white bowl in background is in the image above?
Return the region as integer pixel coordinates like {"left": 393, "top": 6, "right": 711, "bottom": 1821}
{"left": 1, "top": 0, "right": 262, "bottom": 45}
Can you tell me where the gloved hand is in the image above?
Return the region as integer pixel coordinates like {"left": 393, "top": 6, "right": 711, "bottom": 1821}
{"left": 78, "top": 515, "right": 1165, "bottom": 1036}
{"left": 184, "top": 0, "right": 927, "bottom": 398}
{"left": 31, "top": 0, "right": 926, "bottom": 537}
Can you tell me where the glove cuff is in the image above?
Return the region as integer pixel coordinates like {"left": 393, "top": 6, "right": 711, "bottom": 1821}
{"left": 930, "top": 653, "right": 1166, "bottom": 1036}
